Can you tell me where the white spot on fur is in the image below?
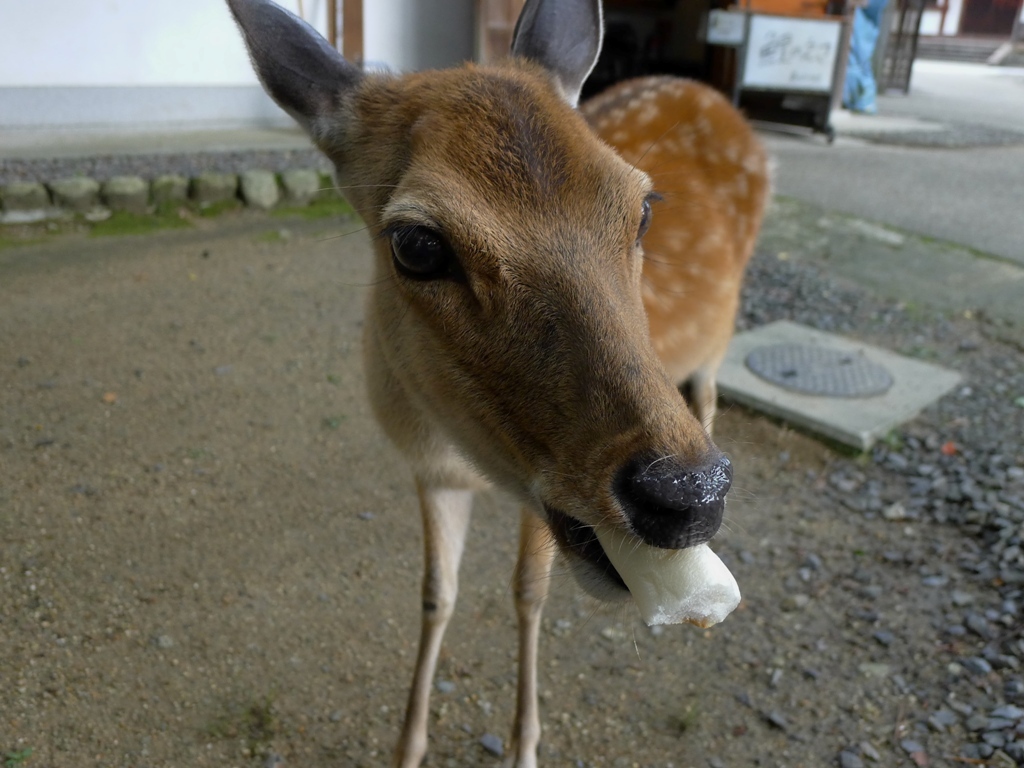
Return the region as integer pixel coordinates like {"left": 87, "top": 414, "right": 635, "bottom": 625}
{"left": 742, "top": 152, "right": 765, "bottom": 175}
{"left": 636, "top": 104, "right": 660, "bottom": 126}
{"left": 735, "top": 173, "right": 749, "bottom": 197}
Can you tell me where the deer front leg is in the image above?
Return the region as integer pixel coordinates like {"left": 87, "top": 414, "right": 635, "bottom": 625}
{"left": 506, "top": 508, "right": 556, "bottom": 768}
{"left": 393, "top": 482, "right": 473, "bottom": 768}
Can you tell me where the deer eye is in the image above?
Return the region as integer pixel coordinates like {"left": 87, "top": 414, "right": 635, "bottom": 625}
{"left": 389, "top": 225, "right": 457, "bottom": 280}
{"left": 637, "top": 196, "right": 655, "bottom": 243}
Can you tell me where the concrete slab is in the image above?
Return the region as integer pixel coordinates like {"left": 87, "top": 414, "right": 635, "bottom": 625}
{"left": 718, "top": 321, "right": 962, "bottom": 450}
{"left": 764, "top": 135, "right": 1024, "bottom": 267}
{"left": 829, "top": 110, "right": 945, "bottom": 135}
{"left": 0, "top": 126, "right": 312, "bottom": 161}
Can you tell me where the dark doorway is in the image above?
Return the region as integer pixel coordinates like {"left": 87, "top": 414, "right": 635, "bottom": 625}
{"left": 959, "top": 0, "right": 1022, "bottom": 36}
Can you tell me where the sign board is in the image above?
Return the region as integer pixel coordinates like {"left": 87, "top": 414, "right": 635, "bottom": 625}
{"left": 706, "top": 10, "right": 746, "bottom": 46}
{"left": 741, "top": 14, "right": 842, "bottom": 93}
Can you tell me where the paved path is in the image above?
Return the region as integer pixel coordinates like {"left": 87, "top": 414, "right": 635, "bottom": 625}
{"left": 764, "top": 136, "right": 1024, "bottom": 266}
{"left": 880, "top": 60, "right": 1024, "bottom": 133}
{"left": 765, "top": 61, "right": 1024, "bottom": 267}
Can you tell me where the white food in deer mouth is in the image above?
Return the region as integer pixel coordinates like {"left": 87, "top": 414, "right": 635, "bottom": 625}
{"left": 594, "top": 525, "right": 741, "bottom": 627}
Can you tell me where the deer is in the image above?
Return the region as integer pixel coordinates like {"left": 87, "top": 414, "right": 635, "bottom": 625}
{"left": 226, "top": 0, "right": 769, "bottom": 766}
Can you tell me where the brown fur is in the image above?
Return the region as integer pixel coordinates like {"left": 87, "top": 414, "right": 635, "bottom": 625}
{"left": 299, "top": 64, "right": 769, "bottom": 767}
{"left": 584, "top": 76, "right": 770, "bottom": 430}
{"left": 320, "top": 61, "right": 720, "bottom": 525}
{"left": 230, "top": 3, "right": 768, "bottom": 759}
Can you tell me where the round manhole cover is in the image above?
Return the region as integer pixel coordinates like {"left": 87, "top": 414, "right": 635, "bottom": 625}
{"left": 745, "top": 343, "right": 894, "bottom": 398}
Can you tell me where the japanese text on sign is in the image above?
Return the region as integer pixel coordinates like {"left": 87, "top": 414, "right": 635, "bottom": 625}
{"left": 741, "top": 15, "right": 842, "bottom": 93}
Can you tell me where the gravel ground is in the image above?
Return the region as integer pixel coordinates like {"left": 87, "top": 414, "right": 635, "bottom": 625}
{"left": 0, "top": 149, "right": 331, "bottom": 186}
{"left": 1, "top": 206, "right": 1023, "bottom": 767}
{"left": 839, "top": 123, "right": 1024, "bottom": 149}
{"left": 737, "top": 247, "right": 1024, "bottom": 765}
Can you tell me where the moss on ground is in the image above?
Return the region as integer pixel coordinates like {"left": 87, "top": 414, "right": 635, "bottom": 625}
{"left": 271, "top": 193, "right": 354, "bottom": 221}
{"left": 88, "top": 208, "right": 192, "bottom": 237}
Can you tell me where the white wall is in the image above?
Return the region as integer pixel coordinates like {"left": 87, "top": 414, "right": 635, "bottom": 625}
{"left": 943, "top": 0, "right": 964, "bottom": 35}
{"left": 919, "top": 0, "right": 965, "bottom": 36}
{"left": 920, "top": 10, "right": 942, "bottom": 35}
{"left": 0, "top": 0, "right": 328, "bottom": 87}
{"left": 0, "top": 0, "right": 473, "bottom": 129}
{"left": 364, "top": 0, "right": 475, "bottom": 72}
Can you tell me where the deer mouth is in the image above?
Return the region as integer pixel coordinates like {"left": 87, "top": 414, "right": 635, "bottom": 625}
{"left": 544, "top": 505, "right": 628, "bottom": 593}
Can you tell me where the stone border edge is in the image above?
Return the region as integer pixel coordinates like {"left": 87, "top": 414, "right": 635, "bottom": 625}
{"left": 0, "top": 168, "right": 339, "bottom": 224}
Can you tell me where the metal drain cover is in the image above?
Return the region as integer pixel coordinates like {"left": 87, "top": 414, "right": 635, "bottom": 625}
{"left": 745, "top": 343, "right": 894, "bottom": 398}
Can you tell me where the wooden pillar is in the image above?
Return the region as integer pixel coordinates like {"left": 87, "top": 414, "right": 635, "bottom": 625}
{"left": 327, "top": 0, "right": 337, "bottom": 48}
{"left": 342, "top": 0, "right": 364, "bottom": 63}
{"left": 476, "top": 0, "right": 527, "bottom": 63}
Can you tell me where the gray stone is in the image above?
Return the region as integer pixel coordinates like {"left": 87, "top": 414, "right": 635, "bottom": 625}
{"left": 479, "top": 733, "right": 503, "bottom": 757}
{"left": 899, "top": 739, "right": 925, "bottom": 755}
{"left": 151, "top": 175, "right": 189, "bottom": 205}
{"left": 839, "top": 751, "right": 864, "bottom": 768}
{"left": 280, "top": 168, "right": 322, "bottom": 204}
{"left": 858, "top": 662, "right": 891, "bottom": 678}
{"left": 962, "top": 743, "right": 982, "bottom": 760}
{"left": 886, "top": 453, "right": 910, "bottom": 471}
{"left": 1, "top": 181, "right": 50, "bottom": 211}
{"left": 968, "top": 713, "right": 992, "bottom": 731}
{"left": 990, "top": 654, "right": 1022, "bottom": 670}
{"left": 101, "top": 176, "right": 149, "bottom": 214}
{"left": 781, "top": 593, "right": 810, "bottom": 611}
{"left": 859, "top": 741, "right": 881, "bottom": 761}
{"left": 929, "top": 709, "right": 959, "bottom": 730}
{"left": 49, "top": 177, "right": 101, "bottom": 212}
{"left": 965, "top": 613, "right": 995, "bottom": 639}
{"left": 240, "top": 169, "right": 280, "bottom": 210}
{"left": 983, "top": 731, "right": 1007, "bottom": 748}
{"left": 84, "top": 208, "right": 112, "bottom": 223}
{"left": 190, "top": 173, "right": 238, "bottom": 206}
{"left": 951, "top": 590, "right": 975, "bottom": 606}
{"left": 963, "top": 656, "right": 994, "bottom": 675}
{"left": 882, "top": 502, "right": 908, "bottom": 520}
{"left": 0, "top": 209, "right": 51, "bottom": 224}
{"left": 873, "top": 630, "right": 895, "bottom": 647}
{"left": 951, "top": 701, "right": 975, "bottom": 717}
{"left": 992, "top": 705, "right": 1024, "bottom": 720}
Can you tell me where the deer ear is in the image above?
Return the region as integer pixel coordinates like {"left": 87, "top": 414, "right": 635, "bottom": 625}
{"left": 510, "top": 0, "right": 603, "bottom": 107}
{"left": 227, "top": 0, "right": 362, "bottom": 133}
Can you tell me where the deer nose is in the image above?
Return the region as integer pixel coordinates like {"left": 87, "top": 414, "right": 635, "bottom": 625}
{"left": 613, "top": 453, "right": 732, "bottom": 549}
